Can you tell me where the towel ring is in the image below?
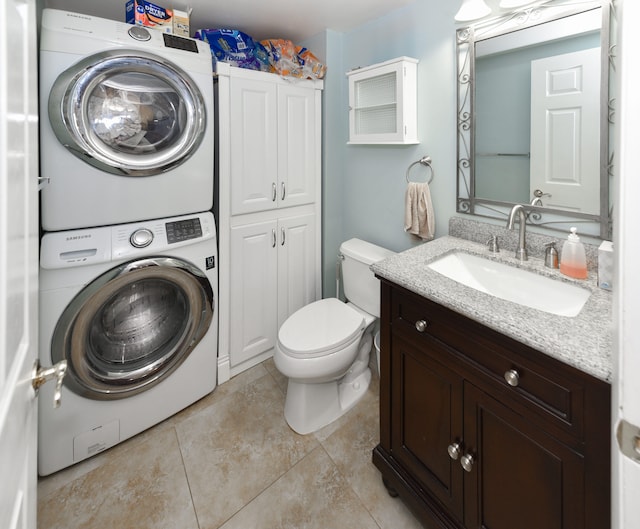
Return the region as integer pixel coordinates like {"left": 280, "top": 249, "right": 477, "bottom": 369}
{"left": 406, "top": 156, "right": 434, "bottom": 184}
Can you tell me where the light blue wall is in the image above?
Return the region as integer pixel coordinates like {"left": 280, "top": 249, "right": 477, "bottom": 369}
{"left": 304, "top": 2, "right": 461, "bottom": 297}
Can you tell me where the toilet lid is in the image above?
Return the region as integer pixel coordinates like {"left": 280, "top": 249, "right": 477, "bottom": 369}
{"left": 278, "top": 298, "right": 365, "bottom": 358}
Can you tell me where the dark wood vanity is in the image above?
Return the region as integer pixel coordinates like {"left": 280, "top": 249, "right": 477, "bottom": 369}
{"left": 373, "top": 279, "right": 611, "bottom": 529}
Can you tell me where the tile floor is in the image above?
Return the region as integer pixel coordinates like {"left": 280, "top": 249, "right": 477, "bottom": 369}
{"left": 37, "top": 358, "right": 424, "bottom": 529}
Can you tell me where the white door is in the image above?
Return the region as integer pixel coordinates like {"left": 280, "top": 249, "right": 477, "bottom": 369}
{"left": 230, "top": 77, "right": 278, "bottom": 215}
{"left": 229, "top": 220, "right": 278, "bottom": 367}
{"left": 277, "top": 85, "right": 317, "bottom": 209}
{"left": 277, "top": 214, "right": 317, "bottom": 328}
{"left": 613, "top": 0, "right": 640, "bottom": 527}
{"left": 0, "top": 0, "right": 39, "bottom": 528}
{"left": 530, "top": 48, "right": 600, "bottom": 213}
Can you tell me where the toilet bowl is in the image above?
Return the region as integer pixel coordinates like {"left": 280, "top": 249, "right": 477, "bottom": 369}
{"left": 274, "top": 238, "right": 395, "bottom": 434}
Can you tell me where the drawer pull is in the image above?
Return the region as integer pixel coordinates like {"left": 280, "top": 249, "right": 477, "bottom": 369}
{"left": 504, "top": 369, "right": 520, "bottom": 387}
{"left": 415, "top": 320, "right": 429, "bottom": 332}
{"left": 460, "top": 453, "right": 475, "bottom": 472}
{"left": 447, "top": 442, "right": 462, "bottom": 460}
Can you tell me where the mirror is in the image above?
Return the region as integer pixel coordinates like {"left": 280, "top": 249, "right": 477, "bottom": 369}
{"left": 456, "top": 0, "right": 614, "bottom": 239}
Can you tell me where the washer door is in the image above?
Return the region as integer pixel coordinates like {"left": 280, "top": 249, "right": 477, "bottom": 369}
{"left": 48, "top": 49, "right": 206, "bottom": 176}
{"left": 51, "top": 257, "right": 214, "bottom": 400}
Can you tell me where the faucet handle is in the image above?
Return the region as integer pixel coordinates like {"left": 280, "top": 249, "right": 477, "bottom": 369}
{"left": 544, "top": 242, "right": 559, "bottom": 269}
{"left": 486, "top": 235, "right": 500, "bottom": 253}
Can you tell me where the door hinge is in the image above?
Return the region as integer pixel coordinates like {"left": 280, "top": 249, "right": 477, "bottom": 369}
{"left": 616, "top": 419, "right": 640, "bottom": 461}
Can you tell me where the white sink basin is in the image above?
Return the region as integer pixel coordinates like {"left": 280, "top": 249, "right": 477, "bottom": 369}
{"left": 427, "top": 252, "right": 590, "bottom": 317}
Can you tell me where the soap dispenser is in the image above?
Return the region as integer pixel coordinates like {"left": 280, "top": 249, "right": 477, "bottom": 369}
{"left": 560, "top": 227, "right": 588, "bottom": 279}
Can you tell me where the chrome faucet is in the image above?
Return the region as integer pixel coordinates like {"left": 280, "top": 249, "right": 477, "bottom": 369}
{"left": 506, "top": 204, "right": 528, "bottom": 261}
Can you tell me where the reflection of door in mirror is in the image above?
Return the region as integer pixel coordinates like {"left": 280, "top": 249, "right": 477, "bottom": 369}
{"left": 473, "top": 9, "right": 601, "bottom": 212}
{"left": 530, "top": 48, "right": 600, "bottom": 214}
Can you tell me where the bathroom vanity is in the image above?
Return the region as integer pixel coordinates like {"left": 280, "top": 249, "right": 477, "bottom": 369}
{"left": 372, "top": 237, "right": 611, "bottom": 529}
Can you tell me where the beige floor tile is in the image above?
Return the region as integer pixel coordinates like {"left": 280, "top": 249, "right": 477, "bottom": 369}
{"left": 220, "top": 446, "right": 380, "bottom": 529}
{"left": 37, "top": 427, "right": 198, "bottom": 529}
{"left": 320, "top": 377, "right": 424, "bottom": 529}
{"left": 262, "top": 357, "right": 287, "bottom": 394}
{"left": 37, "top": 362, "right": 269, "bottom": 499}
{"left": 176, "top": 373, "right": 319, "bottom": 529}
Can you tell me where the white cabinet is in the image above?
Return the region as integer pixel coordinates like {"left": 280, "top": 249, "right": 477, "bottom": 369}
{"left": 230, "top": 77, "right": 317, "bottom": 215}
{"left": 346, "top": 56, "right": 419, "bottom": 145}
{"left": 229, "top": 214, "right": 316, "bottom": 368}
{"left": 216, "top": 62, "right": 323, "bottom": 381}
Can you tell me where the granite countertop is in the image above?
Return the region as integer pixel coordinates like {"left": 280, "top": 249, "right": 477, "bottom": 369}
{"left": 371, "top": 236, "right": 613, "bottom": 383}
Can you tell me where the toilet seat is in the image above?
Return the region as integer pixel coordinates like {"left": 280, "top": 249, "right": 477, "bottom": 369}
{"left": 278, "top": 298, "right": 365, "bottom": 359}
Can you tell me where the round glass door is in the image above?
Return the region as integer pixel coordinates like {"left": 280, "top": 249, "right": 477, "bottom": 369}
{"left": 48, "top": 50, "right": 207, "bottom": 176}
{"left": 51, "top": 258, "right": 214, "bottom": 400}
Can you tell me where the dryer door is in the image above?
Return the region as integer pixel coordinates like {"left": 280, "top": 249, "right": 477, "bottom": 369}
{"left": 51, "top": 257, "right": 214, "bottom": 400}
{"left": 48, "top": 49, "right": 206, "bottom": 176}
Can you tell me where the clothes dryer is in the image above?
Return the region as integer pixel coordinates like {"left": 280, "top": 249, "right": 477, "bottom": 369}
{"left": 39, "top": 9, "right": 215, "bottom": 231}
{"left": 38, "top": 211, "right": 218, "bottom": 475}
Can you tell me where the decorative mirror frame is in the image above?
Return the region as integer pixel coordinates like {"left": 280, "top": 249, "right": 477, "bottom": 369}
{"left": 456, "top": 0, "right": 615, "bottom": 239}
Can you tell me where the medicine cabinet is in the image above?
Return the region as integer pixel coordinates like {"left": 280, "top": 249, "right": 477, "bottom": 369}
{"left": 346, "top": 56, "right": 419, "bottom": 145}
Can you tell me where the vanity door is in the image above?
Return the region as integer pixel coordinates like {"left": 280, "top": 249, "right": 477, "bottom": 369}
{"left": 462, "top": 382, "right": 585, "bottom": 529}
{"left": 389, "top": 332, "right": 465, "bottom": 521}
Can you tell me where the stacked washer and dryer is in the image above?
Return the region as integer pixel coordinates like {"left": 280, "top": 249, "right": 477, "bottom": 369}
{"left": 37, "top": 9, "right": 218, "bottom": 476}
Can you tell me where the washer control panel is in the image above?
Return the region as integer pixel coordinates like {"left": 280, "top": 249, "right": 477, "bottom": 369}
{"left": 165, "top": 217, "right": 202, "bottom": 244}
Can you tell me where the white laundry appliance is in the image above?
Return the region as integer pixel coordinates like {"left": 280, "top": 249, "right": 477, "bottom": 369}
{"left": 39, "top": 9, "right": 215, "bottom": 231}
{"left": 38, "top": 211, "right": 218, "bottom": 476}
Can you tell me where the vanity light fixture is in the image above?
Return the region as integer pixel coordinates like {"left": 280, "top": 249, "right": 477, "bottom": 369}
{"left": 499, "top": 0, "right": 537, "bottom": 7}
{"left": 454, "top": 0, "right": 492, "bottom": 22}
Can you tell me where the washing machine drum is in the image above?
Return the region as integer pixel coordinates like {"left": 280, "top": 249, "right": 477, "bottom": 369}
{"left": 51, "top": 257, "right": 214, "bottom": 400}
{"left": 48, "top": 49, "right": 207, "bottom": 176}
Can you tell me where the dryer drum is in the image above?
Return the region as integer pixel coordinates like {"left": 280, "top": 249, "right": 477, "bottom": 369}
{"left": 50, "top": 257, "right": 214, "bottom": 400}
{"left": 48, "top": 49, "right": 207, "bottom": 176}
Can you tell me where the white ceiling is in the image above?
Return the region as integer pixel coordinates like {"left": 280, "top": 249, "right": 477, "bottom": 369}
{"left": 44, "top": 0, "right": 416, "bottom": 43}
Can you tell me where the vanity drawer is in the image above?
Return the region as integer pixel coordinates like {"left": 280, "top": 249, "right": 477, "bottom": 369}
{"left": 390, "top": 287, "right": 587, "bottom": 442}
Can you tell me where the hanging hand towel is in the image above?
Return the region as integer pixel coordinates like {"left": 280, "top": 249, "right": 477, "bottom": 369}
{"left": 404, "top": 181, "right": 435, "bottom": 241}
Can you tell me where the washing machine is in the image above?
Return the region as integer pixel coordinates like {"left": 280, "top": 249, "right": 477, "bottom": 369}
{"left": 38, "top": 211, "right": 218, "bottom": 476}
{"left": 39, "top": 9, "right": 215, "bottom": 232}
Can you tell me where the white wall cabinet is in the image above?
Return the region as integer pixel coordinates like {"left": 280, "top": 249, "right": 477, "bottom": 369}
{"left": 216, "top": 62, "right": 323, "bottom": 381}
{"left": 346, "top": 56, "right": 419, "bottom": 145}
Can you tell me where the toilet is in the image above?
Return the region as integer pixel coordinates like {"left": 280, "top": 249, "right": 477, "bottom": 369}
{"left": 274, "top": 238, "right": 395, "bottom": 434}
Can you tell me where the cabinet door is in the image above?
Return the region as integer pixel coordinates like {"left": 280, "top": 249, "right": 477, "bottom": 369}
{"left": 277, "top": 213, "right": 317, "bottom": 328}
{"left": 230, "top": 77, "right": 278, "bottom": 215}
{"left": 390, "top": 333, "right": 465, "bottom": 521}
{"left": 277, "top": 85, "right": 316, "bottom": 208}
{"left": 463, "top": 383, "right": 585, "bottom": 529}
{"left": 229, "top": 220, "right": 278, "bottom": 367}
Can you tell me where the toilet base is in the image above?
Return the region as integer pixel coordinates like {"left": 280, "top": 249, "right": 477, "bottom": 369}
{"left": 284, "top": 367, "right": 372, "bottom": 435}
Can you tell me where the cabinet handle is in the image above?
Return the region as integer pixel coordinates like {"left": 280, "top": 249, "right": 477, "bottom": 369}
{"left": 272, "top": 182, "right": 277, "bottom": 202}
{"left": 460, "top": 453, "right": 475, "bottom": 472}
{"left": 272, "top": 229, "right": 276, "bottom": 248}
{"left": 281, "top": 182, "right": 286, "bottom": 201}
{"left": 447, "top": 442, "right": 462, "bottom": 460}
{"left": 504, "top": 369, "right": 520, "bottom": 387}
{"left": 281, "top": 227, "right": 285, "bottom": 246}
{"left": 415, "top": 320, "right": 429, "bottom": 332}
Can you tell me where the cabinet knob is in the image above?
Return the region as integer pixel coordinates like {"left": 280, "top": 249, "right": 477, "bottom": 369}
{"left": 460, "top": 453, "right": 475, "bottom": 472}
{"left": 447, "top": 442, "right": 462, "bottom": 460}
{"left": 415, "top": 320, "right": 429, "bottom": 332}
{"left": 504, "top": 369, "right": 520, "bottom": 387}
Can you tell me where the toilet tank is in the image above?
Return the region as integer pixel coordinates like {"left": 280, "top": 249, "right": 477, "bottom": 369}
{"left": 340, "top": 238, "right": 395, "bottom": 317}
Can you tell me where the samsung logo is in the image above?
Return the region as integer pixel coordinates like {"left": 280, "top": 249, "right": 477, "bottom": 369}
{"left": 65, "top": 234, "right": 92, "bottom": 241}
